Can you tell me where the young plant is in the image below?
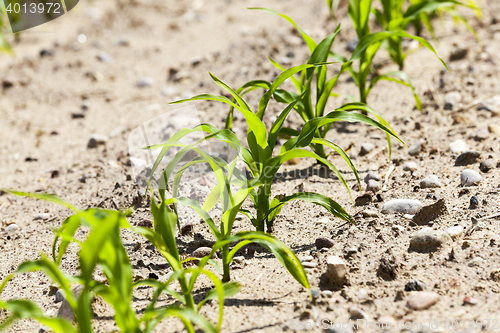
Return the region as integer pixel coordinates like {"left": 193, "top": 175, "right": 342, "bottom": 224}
{"left": 371, "top": 0, "right": 479, "bottom": 70}
{"left": 149, "top": 71, "right": 403, "bottom": 269}
{"left": 334, "top": 0, "right": 451, "bottom": 109}
{"left": 226, "top": 8, "right": 400, "bottom": 161}
{"left": 0, "top": 190, "right": 233, "bottom": 333}
{"left": 0, "top": 3, "right": 13, "bottom": 54}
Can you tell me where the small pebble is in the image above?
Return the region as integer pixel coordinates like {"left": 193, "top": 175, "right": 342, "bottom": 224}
{"left": 468, "top": 257, "right": 484, "bottom": 267}
{"left": 302, "top": 262, "right": 317, "bottom": 269}
{"left": 311, "top": 289, "right": 320, "bottom": 300}
{"left": 406, "top": 291, "right": 439, "bottom": 310}
{"left": 136, "top": 77, "right": 154, "bottom": 88}
{"left": 419, "top": 175, "right": 441, "bottom": 188}
{"left": 449, "top": 139, "right": 468, "bottom": 154}
{"left": 444, "top": 91, "right": 462, "bottom": 110}
{"left": 463, "top": 296, "right": 479, "bottom": 305}
{"left": 5, "top": 224, "right": 18, "bottom": 233}
{"left": 55, "top": 289, "right": 65, "bottom": 303}
{"left": 364, "top": 171, "right": 381, "bottom": 182}
{"left": 87, "top": 134, "right": 109, "bottom": 149}
{"left": 479, "top": 159, "right": 496, "bottom": 173}
{"left": 34, "top": 213, "right": 50, "bottom": 220}
{"left": 382, "top": 199, "right": 423, "bottom": 214}
{"left": 455, "top": 151, "right": 481, "bottom": 166}
{"left": 315, "top": 237, "right": 334, "bottom": 249}
{"left": 470, "top": 196, "right": 479, "bottom": 208}
{"left": 449, "top": 45, "right": 468, "bottom": 62}
{"left": 359, "top": 143, "right": 375, "bottom": 156}
{"left": 408, "top": 140, "right": 424, "bottom": 156}
{"left": 445, "top": 225, "right": 463, "bottom": 239}
{"left": 192, "top": 247, "right": 215, "bottom": 258}
{"left": 233, "top": 256, "right": 245, "bottom": 264}
{"left": 403, "top": 161, "right": 418, "bottom": 172}
{"left": 355, "top": 192, "right": 373, "bottom": 206}
{"left": 460, "top": 169, "right": 481, "bottom": 186}
{"left": 362, "top": 209, "right": 379, "bottom": 218}
{"left": 97, "top": 51, "right": 113, "bottom": 63}
{"left": 405, "top": 279, "right": 427, "bottom": 291}
{"left": 299, "top": 256, "right": 313, "bottom": 263}
{"left": 409, "top": 227, "right": 452, "bottom": 251}
{"left": 366, "top": 179, "right": 381, "bottom": 193}
{"left": 322, "top": 290, "right": 333, "bottom": 297}
{"left": 475, "top": 127, "right": 489, "bottom": 141}
{"left": 346, "top": 38, "right": 358, "bottom": 52}
{"left": 326, "top": 256, "right": 347, "bottom": 286}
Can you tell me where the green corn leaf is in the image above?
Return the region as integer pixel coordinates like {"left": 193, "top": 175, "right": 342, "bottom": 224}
{"left": 142, "top": 307, "right": 217, "bottom": 333}
{"left": 1, "top": 189, "right": 79, "bottom": 212}
{"left": 0, "top": 300, "right": 76, "bottom": 333}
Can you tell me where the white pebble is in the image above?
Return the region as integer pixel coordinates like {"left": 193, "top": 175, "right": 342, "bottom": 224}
{"left": 460, "top": 169, "right": 481, "bottom": 186}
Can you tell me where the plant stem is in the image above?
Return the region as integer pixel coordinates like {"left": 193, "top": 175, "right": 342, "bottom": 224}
{"left": 179, "top": 276, "right": 196, "bottom": 310}
{"left": 222, "top": 244, "right": 231, "bottom": 282}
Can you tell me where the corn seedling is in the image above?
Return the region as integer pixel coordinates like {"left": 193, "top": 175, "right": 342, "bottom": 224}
{"left": 371, "top": 0, "right": 479, "bottom": 70}
{"left": 326, "top": 0, "right": 450, "bottom": 110}
{"left": 0, "top": 190, "right": 236, "bottom": 333}
{"left": 0, "top": 3, "right": 13, "bottom": 54}
{"left": 231, "top": 8, "right": 402, "bottom": 161}
{"left": 147, "top": 71, "right": 403, "bottom": 281}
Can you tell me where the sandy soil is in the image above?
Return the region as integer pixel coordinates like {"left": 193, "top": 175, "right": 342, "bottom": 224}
{"left": 1, "top": 0, "right": 500, "bottom": 332}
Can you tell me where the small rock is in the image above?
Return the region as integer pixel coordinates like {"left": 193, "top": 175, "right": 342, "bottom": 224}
{"left": 470, "top": 195, "right": 479, "bottom": 208}
{"left": 34, "top": 213, "right": 50, "bottom": 220}
{"left": 355, "top": 192, "right": 373, "bottom": 206}
{"left": 479, "top": 159, "right": 496, "bottom": 173}
{"left": 364, "top": 171, "right": 381, "bottom": 183}
{"left": 408, "top": 140, "right": 424, "bottom": 156}
{"left": 468, "top": 257, "right": 484, "bottom": 267}
{"left": 463, "top": 296, "right": 479, "bottom": 305}
{"left": 488, "top": 124, "right": 500, "bottom": 133}
{"left": 350, "top": 308, "right": 369, "bottom": 321}
{"left": 97, "top": 51, "right": 113, "bottom": 63}
{"left": 455, "top": 151, "right": 481, "bottom": 166}
{"left": 311, "top": 289, "right": 320, "bottom": 300}
{"left": 403, "top": 161, "right": 418, "bottom": 172}
{"left": 302, "top": 262, "right": 316, "bottom": 268}
{"left": 136, "top": 77, "right": 154, "bottom": 88}
{"left": 233, "top": 256, "right": 245, "bottom": 264}
{"left": 449, "top": 45, "right": 468, "bottom": 61}
{"left": 322, "top": 290, "right": 333, "bottom": 297}
{"left": 192, "top": 247, "right": 215, "bottom": 259}
{"left": 449, "top": 139, "right": 469, "bottom": 154}
{"left": 326, "top": 256, "right": 347, "bottom": 286}
{"left": 359, "top": 143, "right": 375, "bottom": 156}
{"left": 148, "top": 272, "right": 159, "bottom": 280}
{"left": 445, "top": 225, "right": 463, "bottom": 239}
{"left": 2, "top": 76, "right": 16, "bottom": 89}
{"left": 55, "top": 289, "right": 65, "bottom": 303}
{"left": 478, "top": 95, "right": 500, "bottom": 112}
{"left": 362, "top": 209, "right": 379, "bottom": 218}
{"left": 5, "top": 224, "right": 18, "bottom": 233}
{"left": 40, "top": 49, "right": 54, "bottom": 57}
{"left": 444, "top": 91, "right": 462, "bottom": 110}
{"left": 315, "top": 237, "right": 334, "bottom": 249}
{"left": 366, "top": 179, "right": 381, "bottom": 193}
{"left": 409, "top": 227, "right": 452, "bottom": 252}
{"left": 475, "top": 128, "right": 489, "bottom": 141}
{"left": 460, "top": 169, "right": 481, "bottom": 186}
{"left": 382, "top": 199, "right": 423, "bottom": 214}
{"left": 406, "top": 291, "right": 439, "bottom": 310}
{"left": 419, "top": 175, "right": 441, "bottom": 189}
{"left": 299, "top": 256, "right": 313, "bottom": 263}
{"left": 87, "top": 134, "right": 109, "bottom": 148}
{"left": 378, "top": 258, "right": 396, "bottom": 280}
{"left": 405, "top": 279, "right": 426, "bottom": 291}
{"left": 181, "top": 222, "right": 194, "bottom": 234}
